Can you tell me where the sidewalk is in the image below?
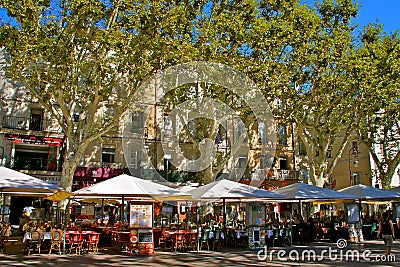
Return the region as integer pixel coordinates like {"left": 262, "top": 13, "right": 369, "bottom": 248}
{"left": 0, "top": 238, "right": 398, "bottom": 266}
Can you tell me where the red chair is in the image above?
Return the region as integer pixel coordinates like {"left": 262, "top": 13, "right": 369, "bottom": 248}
{"left": 68, "top": 232, "right": 84, "bottom": 255}
{"left": 87, "top": 233, "right": 100, "bottom": 254}
{"left": 174, "top": 234, "right": 185, "bottom": 252}
{"left": 187, "top": 233, "right": 198, "bottom": 251}
{"left": 157, "top": 231, "right": 167, "bottom": 250}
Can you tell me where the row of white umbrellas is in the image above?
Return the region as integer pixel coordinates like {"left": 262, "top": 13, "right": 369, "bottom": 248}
{"left": 1, "top": 166, "right": 400, "bottom": 203}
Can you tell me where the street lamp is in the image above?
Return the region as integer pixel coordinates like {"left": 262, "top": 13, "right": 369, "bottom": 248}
{"left": 349, "top": 146, "right": 359, "bottom": 186}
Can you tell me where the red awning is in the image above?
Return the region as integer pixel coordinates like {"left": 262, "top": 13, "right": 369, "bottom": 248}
{"left": 4, "top": 134, "right": 63, "bottom": 146}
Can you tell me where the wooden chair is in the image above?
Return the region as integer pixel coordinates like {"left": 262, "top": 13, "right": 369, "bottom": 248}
{"left": 0, "top": 224, "right": 11, "bottom": 254}
{"left": 87, "top": 233, "right": 100, "bottom": 254}
{"left": 48, "top": 229, "right": 63, "bottom": 255}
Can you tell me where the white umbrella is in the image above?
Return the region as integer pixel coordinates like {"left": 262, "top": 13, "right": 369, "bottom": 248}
{"left": 71, "top": 174, "right": 191, "bottom": 225}
{"left": 72, "top": 174, "right": 187, "bottom": 199}
{"left": 187, "top": 179, "right": 285, "bottom": 231}
{"left": 339, "top": 184, "right": 400, "bottom": 201}
{"left": 0, "top": 166, "right": 61, "bottom": 194}
{"left": 188, "top": 179, "right": 285, "bottom": 200}
{"left": 273, "top": 182, "right": 357, "bottom": 202}
{"left": 0, "top": 166, "right": 63, "bottom": 221}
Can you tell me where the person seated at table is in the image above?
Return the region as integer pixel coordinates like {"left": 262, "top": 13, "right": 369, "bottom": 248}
{"left": 22, "top": 221, "right": 32, "bottom": 233}
{"left": 307, "top": 217, "right": 317, "bottom": 242}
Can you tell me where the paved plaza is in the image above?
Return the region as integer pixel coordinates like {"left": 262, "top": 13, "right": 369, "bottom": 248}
{"left": 0, "top": 238, "right": 399, "bottom": 266}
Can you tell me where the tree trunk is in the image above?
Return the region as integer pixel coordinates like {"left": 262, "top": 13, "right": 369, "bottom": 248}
{"left": 202, "top": 165, "right": 214, "bottom": 185}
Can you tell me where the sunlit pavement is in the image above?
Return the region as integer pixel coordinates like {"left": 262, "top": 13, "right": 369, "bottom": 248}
{"left": 0, "top": 239, "right": 398, "bottom": 266}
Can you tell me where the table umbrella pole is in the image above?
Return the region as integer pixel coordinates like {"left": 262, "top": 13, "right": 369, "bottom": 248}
{"left": 196, "top": 201, "right": 201, "bottom": 252}
{"left": 121, "top": 195, "right": 125, "bottom": 225}
{"left": 62, "top": 198, "right": 70, "bottom": 254}
{"left": 223, "top": 198, "right": 226, "bottom": 229}
{"left": 1, "top": 190, "right": 4, "bottom": 222}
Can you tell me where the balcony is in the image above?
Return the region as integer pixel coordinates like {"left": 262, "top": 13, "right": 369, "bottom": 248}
{"left": 254, "top": 169, "right": 298, "bottom": 180}
{"left": 4, "top": 156, "right": 61, "bottom": 172}
{"left": 1, "top": 115, "right": 62, "bottom": 133}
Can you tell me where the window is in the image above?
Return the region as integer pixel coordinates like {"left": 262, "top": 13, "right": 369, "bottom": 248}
{"left": 258, "top": 122, "right": 266, "bottom": 144}
{"left": 164, "top": 156, "right": 175, "bottom": 171}
{"left": 279, "top": 157, "right": 287, "bottom": 170}
{"left": 238, "top": 156, "right": 247, "bottom": 169}
{"left": 130, "top": 149, "right": 139, "bottom": 170}
{"left": 351, "top": 172, "right": 362, "bottom": 186}
{"left": 30, "top": 109, "right": 43, "bottom": 131}
{"left": 259, "top": 154, "right": 274, "bottom": 169}
{"left": 131, "top": 111, "right": 144, "bottom": 133}
{"left": 73, "top": 114, "right": 79, "bottom": 122}
{"left": 351, "top": 140, "right": 358, "bottom": 150}
{"left": 298, "top": 139, "right": 307, "bottom": 155}
{"left": 277, "top": 124, "right": 287, "bottom": 145}
{"left": 102, "top": 146, "right": 115, "bottom": 163}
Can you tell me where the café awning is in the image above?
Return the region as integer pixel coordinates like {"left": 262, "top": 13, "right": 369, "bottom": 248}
{"left": 339, "top": 184, "right": 400, "bottom": 201}
{"left": 187, "top": 179, "right": 285, "bottom": 201}
{"left": 273, "top": 182, "right": 357, "bottom": 202}
{"left": 72, "top": 174, "right": 190, "bottom": 200}
{"left": 0, "top": 166, "right": 61, "bottom": 195}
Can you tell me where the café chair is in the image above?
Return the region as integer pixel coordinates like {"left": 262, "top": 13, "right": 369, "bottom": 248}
{"left": 200, "top": 230, "right": 210, "bottom": 250}
{"left": 212, "top": 230, "right": 221, "bottom": 250}
{"left": 157, "top": 231, "right": 167, "bottom": 250}
{"left": 174, "top": 233, "right": 185, "bottom": 252}
{"left": 68, "top": 232, "right": 84, "bottom": 255}
{"left": 282, "top": 228, "right": 292, "bottom": 245}
{"left": 0, "top": 224, "right": 11, "bottom": 254}
{"left": 25, "top": 230, "right": 42, "bottom": 255}
{"left": 272, "top": 229, "right": 281, "bottom": 247}
{"left": 187, "top": 233, "right": 198, "bottom": 251}
{"left": 48, "top": 229, "right": 63, "bottom": 255}
{"left": 87, "top": 233, "right": 100, "bottom": 254}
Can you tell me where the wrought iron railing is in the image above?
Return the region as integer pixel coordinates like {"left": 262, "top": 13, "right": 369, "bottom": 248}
{"left": 254, "top": 169, "right": 298, "bottom": 180}
{"left": 1, "top": 115, "right": 62, "bottom": 133}
{"left": 3, "top": 156, "right": 61, "bottom": 172}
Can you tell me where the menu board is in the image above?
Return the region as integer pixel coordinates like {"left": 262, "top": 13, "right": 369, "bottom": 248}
{"left": 139, "top": 233, "right": 153, "bottom": 242}
{"left": 129, "top": 203, "right": 153, "bottom": 228}
{"left": 247, "top": 203, "right": 265, "bottom": 226}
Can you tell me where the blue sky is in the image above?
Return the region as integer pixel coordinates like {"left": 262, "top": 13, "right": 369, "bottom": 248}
{"left": 1, "top": 1, "right": 399, "bottom": 35}
{"left": 355, "top": 0, "right": 400, "bottom": 34}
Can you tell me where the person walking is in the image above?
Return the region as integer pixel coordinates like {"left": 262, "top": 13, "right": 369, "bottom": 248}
{"left": 377, "top": 211, "right": 395, "bottom": 256}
